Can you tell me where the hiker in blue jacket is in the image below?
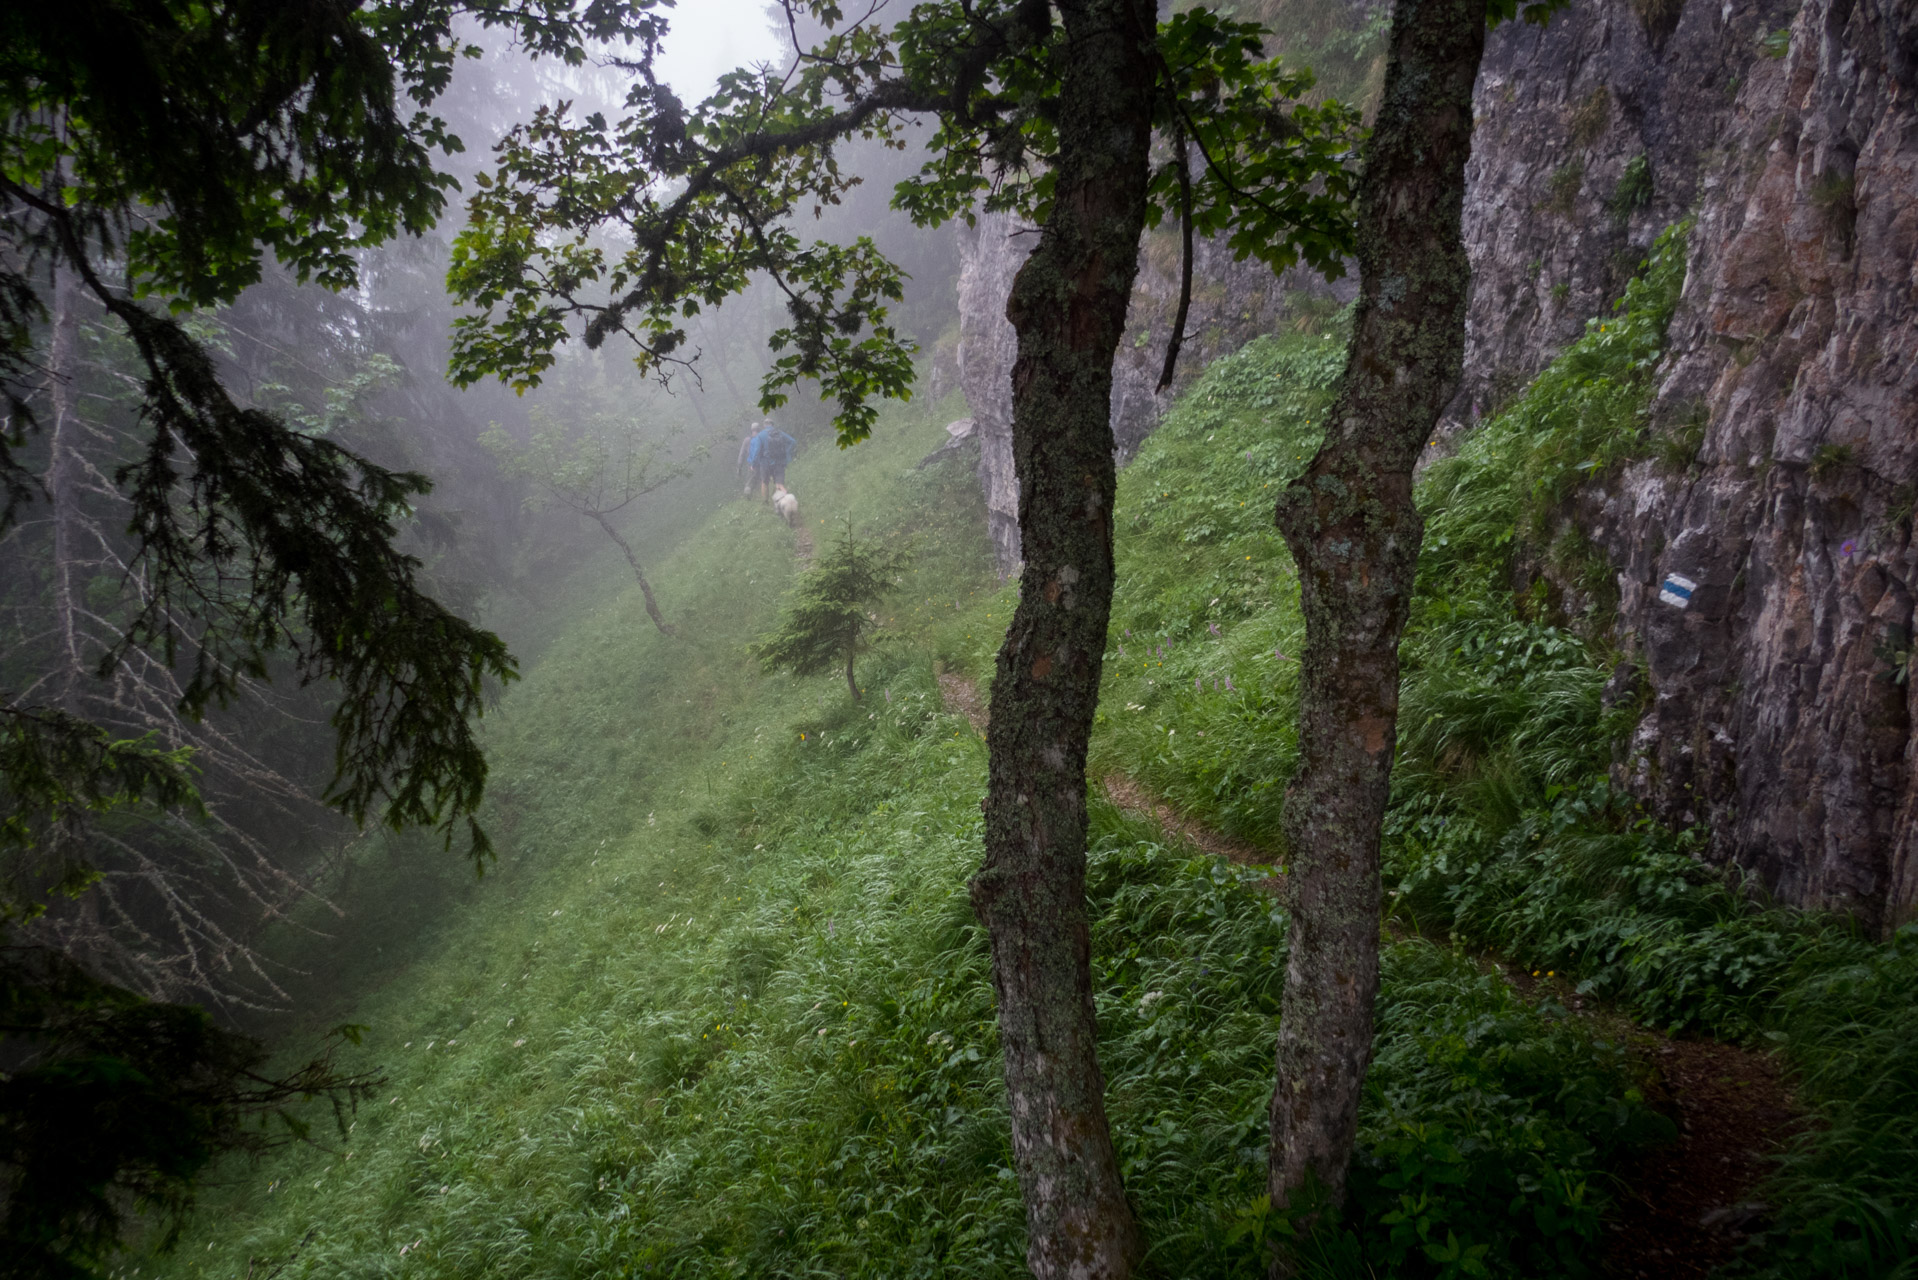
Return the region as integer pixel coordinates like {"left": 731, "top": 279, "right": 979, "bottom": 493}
{"left": 750, "top": 423, "right": 797, "bottom": 500}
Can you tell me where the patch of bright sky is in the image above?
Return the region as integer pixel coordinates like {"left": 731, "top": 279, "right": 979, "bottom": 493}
{"left": 650, "top": 0, "right": 787, "bottom": 103}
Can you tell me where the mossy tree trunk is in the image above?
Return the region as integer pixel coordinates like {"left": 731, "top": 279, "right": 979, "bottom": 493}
{"left": 967, "top": 0, "right": 1157, "bottom": 1274}
{"left": 1266, "top": 0, "right": 1487, "bottom": 1247}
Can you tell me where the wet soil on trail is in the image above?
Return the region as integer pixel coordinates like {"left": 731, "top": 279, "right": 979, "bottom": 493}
{"left": 935, "top": 674, "right": 1800, "bottom": 1276}
{"left": 1601, "top": 1036, "right": 1799, "bottom": 1277}
{"left": 936, "top": 670, "right": 987, "bottom": 734}
{"left": 1099, "top": 773, "right": 1275, "bottom": 876}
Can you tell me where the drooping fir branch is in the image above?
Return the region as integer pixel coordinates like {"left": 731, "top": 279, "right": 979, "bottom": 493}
{"left": 3, "top": 178, "right": 517, "bottom": 871}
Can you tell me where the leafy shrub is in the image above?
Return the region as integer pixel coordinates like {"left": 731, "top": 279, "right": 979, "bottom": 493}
{"left": 1609, "top": 153, "right": 1653, "bottom": 222}
{"left": 1543, "top": 161, "right": 1584, "bottom": 215}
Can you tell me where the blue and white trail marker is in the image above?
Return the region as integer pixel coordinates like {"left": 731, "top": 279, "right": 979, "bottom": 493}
{"left": 1658, "top": 573, "right": 1697, "bottom": 609}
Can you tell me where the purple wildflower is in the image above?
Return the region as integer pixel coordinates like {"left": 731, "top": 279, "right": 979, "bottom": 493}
{"left": 1194, "top": 676, "right": 1202, "bottom": 693}
{"left": 1208, "top": 622, "right": 1221, "bottom": 637}
{"left": 1224, "top": 675, "right": 1236, "bottom": 692}
{"left": 1840, "top": 538, "right": 1858, "bottom": 557}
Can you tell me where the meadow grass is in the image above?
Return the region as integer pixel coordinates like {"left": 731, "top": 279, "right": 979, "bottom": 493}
{"left": 1081, "top": 225, "right": 1917, "bottom": 1276}
{"left": 147, "top": 226, "right": 1914, "bottom": 1279}
{"left": 147, "top": 359, "right": 1661, "bottom": 1280}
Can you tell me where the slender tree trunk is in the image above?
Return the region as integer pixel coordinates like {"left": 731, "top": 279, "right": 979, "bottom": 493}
{"left": 1266, "top": 0, "right": 1487, "bottom": 1252}
{"left": 47, "top": 262, "right": 85, "bottom": 710}
{"left": 968, "top": 0, "right": 1157, "bottom": 1275}
{"left": 845, "top": 635, "right": 860, "bottom": 702}
{"left": 591, "top": 511, "right": 675, "bottom": 636}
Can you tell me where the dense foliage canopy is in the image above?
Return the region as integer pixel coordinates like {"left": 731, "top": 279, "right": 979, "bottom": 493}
{"left": 447, "top": 0, "right": 1363, "bottom": 440}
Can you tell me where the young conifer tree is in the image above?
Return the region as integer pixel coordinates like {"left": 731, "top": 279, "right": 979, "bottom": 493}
{"left": 754, "top": 521, "right": 908, "bottom": 701}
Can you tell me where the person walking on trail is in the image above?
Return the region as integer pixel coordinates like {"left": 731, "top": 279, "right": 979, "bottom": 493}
{"left": 736, "top": 421, "right": 761, "bottom": 496}
{"left": 751, "top": 424, "right": 796, "bottom": 500}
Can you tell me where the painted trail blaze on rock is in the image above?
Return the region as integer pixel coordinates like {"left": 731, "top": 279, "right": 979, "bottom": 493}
{"left": 1659, "top": 573, "right": 1697, "bottom": 609}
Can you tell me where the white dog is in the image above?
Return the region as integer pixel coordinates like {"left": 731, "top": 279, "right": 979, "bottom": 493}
{"left": 772, "top": 483, "right": 799, "bottom": 527}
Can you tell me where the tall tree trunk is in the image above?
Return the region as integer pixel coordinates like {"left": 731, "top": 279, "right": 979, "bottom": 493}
{"left": 591, "top": 511, "right": 675, "bottom": 636}
{"left": 844, "top": 635, "right": 860, "bottom": 702}
{"left": 1266, "top": 0, "right": 1486, "bottom": 1247}
{"left": 968, "top": 0, "right": 1157, "bottom": 1274}
{"left": 46, "top": 262, "right": 85, "bottom": 711}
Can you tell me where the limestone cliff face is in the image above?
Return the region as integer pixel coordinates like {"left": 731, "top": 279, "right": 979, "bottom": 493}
{"left": 1464, "top": 0, "right": 1918, "bottom": 928}
{"left": 956, "top": 210, "right": 1343, "bottom": 575}
{"left": 954, "top": 0, "right": 1917, "bottom": 927}
{"left": 955, "top": 212, "right": 1026, "bottom": 576}
{"left": 1454, "top": 0, "right": 1794, "bottom": 422}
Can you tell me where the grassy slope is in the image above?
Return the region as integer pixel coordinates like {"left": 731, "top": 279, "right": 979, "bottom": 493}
{"left": 152, "top": 358, "right": 1656, "bottom": 1280}
{"left": 153, "top": 233, "right": 1912, "bottom": 1280}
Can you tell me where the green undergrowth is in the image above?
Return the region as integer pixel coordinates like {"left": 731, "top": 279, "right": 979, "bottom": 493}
{"left": 153, "top": 347, "right": 1665, "bottom": 1280}
{"left": 152, "top": 223, "right": 1913, "bottom": 1279}
{"left": 155, "top": 653, "right": 1661, "bottom": 1280}
{"left": 1071, "top": 223, "right": 1917, "bottom": 1275}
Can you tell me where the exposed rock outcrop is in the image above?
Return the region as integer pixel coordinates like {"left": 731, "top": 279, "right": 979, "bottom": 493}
{"left": 1465, "top": 0, "right": 1918, "bottom": 928}
{"left": 1455, "top": 0, "right": 1795, "bottom": 422}
{"left": 956, "top": 209, "right": 1350, "bottom": 575}
{"left": 955, "top": 212, "right": 1027, "bottom": 576}
{"left": 956, "top": 0, "right": 1918, "bottom": 927}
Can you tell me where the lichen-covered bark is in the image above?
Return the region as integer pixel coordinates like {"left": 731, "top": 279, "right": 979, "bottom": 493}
{"left": 1267, "top": 0, "right": 1486, "bottom": 1243}
{"left": 967, "top": 0, "right": 1157, "bottom": 1274}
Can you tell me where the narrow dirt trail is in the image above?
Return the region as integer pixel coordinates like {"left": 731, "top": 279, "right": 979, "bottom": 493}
{"left": 935, "top": 670, "right": 1800, "bottom": 1277}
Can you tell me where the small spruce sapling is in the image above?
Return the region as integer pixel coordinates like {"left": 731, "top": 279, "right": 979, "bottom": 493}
{"left": 754, "top": 522, "right": 908, "bottom": 701}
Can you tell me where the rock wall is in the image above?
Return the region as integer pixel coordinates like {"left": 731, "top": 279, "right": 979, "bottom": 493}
{"left": 1464, "top": 0, "right": 1918, "bottom": 928}
{"left": 1454, "top": 0, "right": 1795, "bottom": 424}
{"left": 956, "top": 209, "right": 1347, "bottom": 575}
{"left": 955, "top": 0, "right": 1918, "bottom": 927}
{"left": 955, "top": 213, "right": 1026, "bottom": 576}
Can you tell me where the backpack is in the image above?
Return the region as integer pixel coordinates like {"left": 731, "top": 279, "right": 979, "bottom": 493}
{"left": 765, "top": 430, "right": 795, "bottom": 467}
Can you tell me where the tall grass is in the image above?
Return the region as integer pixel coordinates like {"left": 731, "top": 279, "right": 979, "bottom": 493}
{"left": 146, "top": 340, "right": 1672, "bottom": 1280}
{"left": 1082, "top": 221, "right": 1917, "bottom": 1275}
{"left": 147, "top": 224, "right": 1915, "bottom": 1279}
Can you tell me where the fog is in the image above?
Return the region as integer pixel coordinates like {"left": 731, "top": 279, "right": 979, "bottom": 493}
{"left": 652, "top": 0, "right": 785, "bottom": 99}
